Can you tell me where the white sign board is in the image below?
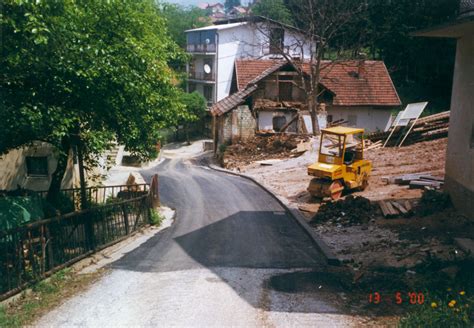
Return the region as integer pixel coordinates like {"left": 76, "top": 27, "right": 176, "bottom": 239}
{"left": 391, "top": 111, "right": 406, "bottom": 127}
{"left": 397, "top": 102, "right": 428, "bottom": 126}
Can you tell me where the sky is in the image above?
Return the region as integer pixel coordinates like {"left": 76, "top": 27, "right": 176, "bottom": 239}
{"left": 164, "top": 0, "right": 252, "bottom": 7}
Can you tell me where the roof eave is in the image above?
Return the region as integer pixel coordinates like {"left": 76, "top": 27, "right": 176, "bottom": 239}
{"left": 411, "top": 16, "right": 474, "bottom": 38}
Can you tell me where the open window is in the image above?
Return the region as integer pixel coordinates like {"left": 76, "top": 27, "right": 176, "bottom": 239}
{"left": 269, "top": 28, "right": 284, "bottom": 54}
{"left": 26, "top": 156, "right": 48, "bottom": 177}
{"left": 273, "top": 115, "right": 287, "bottom": 132}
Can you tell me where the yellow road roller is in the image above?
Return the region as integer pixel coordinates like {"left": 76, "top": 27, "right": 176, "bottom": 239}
{"left": 307, "top": 127, "right": 372, "bottom": 200}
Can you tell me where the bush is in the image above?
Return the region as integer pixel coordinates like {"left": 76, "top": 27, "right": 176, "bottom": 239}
{"left": 150, "top": 209, "right": 164, "bottom": 226}
{"left": 218, "top": 143, "right": 228, "bottom": 154}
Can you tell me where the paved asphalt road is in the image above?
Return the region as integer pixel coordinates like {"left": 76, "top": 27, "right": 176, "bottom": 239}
{"left": 37, "top": 144, "right": 359, "bottom": 327}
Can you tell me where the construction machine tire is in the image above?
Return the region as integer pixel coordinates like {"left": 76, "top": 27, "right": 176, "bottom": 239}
{"left": 308, "top": 179, "right": 344, "bottom": 200}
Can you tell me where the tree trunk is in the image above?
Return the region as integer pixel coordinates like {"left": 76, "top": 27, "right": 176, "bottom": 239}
{"left": 309, "top": 93, "right": 320, "bottom": 136}
{"left": 46, "top": 138, "right": 70, "bottom": 204}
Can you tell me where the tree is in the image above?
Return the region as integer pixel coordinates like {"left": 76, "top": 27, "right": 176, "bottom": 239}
{"left": 225, "top": 0, "right": 241, "bottom": 13}
{"left": 364, "top": 0, "right": 457, "bottom": 114}
{"left": 1, "top": 0, "right": 187, "bottom": 200}
{"left": 180, "top": 91, "right": 207, "bottom": 144}
{"left": 250, "top": 1, "right": 368, "bottom": 135}
{"left": 160, "top": 4, "right": 210, "bottom": 49}
{"left": 251, "top": 0, "right": 293, "bottom": 25}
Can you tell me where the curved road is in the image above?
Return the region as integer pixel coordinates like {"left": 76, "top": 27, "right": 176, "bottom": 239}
{"left": 38, "top": 145, "right": 356, "bottom": 327}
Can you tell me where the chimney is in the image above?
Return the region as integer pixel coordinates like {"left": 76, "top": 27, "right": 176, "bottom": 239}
{"left": 358, "top": 60, "right": 366, "bottom": 79}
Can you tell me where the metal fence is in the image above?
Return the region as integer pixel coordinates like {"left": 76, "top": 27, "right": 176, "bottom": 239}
{"left": 37, "top": 184, "right": 149, "bottom": 210}
{"left": 0, "top": 188, "right": 154, "bottom": 301}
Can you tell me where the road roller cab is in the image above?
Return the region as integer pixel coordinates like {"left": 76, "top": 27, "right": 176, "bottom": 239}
{"left": 307, "top": 127, "right": 372, "bottom": 200}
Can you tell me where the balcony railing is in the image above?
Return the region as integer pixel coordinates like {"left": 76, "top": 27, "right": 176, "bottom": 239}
{"left": 188, "top": 71, "right": 215, "bottom": 82}
{"left": 186, "top": 44, "right": 216, "bottom": 53}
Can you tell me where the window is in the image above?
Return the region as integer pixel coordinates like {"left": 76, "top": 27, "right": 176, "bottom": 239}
{"left": 273, "top": 115, "right": 287, "bottom": 132}
{"left": 269, "top": 28, "right": 284, "bottom": 54}
{"left": 320, "top": 133, "right": 343, "bottom": 157}
{"left": 203, "top": 85, "right": 213, "bottom": 103}
{"left": 26, "top": 156, "right": 48, "bottom": 176}
{"left": 279, "top": 82, "right": 292, "bottom": 101}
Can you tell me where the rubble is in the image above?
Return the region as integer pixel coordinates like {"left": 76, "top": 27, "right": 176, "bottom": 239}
{"left": 310, "top": 196, "right": 377, "bottom": 226}
{"left": 222, "top": 134, "right": 310, "bottom": 169}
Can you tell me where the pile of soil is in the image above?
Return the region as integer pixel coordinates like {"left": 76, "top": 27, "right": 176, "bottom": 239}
{"left": 223, "top": 134, "right": 309, "bottom": 168}
{"left": 310, "top": 195, "right": 377, "bottom": 226}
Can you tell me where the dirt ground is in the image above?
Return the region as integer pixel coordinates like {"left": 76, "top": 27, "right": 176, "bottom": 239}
{"left": 225, "top": 137, "right": 473, "bottom": 276}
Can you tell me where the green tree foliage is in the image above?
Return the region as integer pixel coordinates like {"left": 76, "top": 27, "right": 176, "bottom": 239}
{"left": 252, "top": 0, "right": 293, "bottom": 25}
{"left": 365, "top": 0, "right": 457, "bottom": 114}
{"left": 225, "top": 0, "right": 241, "bottom": 13}
{"left": 160, "top": 4, "right": 210, "bottom": 49}
{"left": 1, "top": 0, "right": 187, "bottom": 192}
{"left": 181, "top": 91, "right": 207, "bottom": 123}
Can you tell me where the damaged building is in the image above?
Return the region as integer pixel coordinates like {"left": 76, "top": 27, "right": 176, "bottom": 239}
{"left": 210, "top": 59, "right": 401, "bottom": 147}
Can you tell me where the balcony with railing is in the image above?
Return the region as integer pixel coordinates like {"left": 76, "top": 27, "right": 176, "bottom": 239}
{"left": 188, "top": 71, "right": 216, "bottom": 82}
{"left": 186, "top": 43, "right": 217, "bottom": 53}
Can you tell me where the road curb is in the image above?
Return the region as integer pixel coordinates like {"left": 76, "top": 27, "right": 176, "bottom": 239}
{"left": 208, "top": 164, "right": 341, "bottom": 266}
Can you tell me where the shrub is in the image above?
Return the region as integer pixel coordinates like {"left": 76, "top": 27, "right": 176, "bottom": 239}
{"left": 150, "top": 209, "right": 164, "bottom": 226}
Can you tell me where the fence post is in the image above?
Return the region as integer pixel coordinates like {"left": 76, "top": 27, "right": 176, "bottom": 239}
{"left": 150, "top": 174, "right": 160, "bottom": 208}
{"left": 123, "top": 204, "right": 130, "bottom": 235}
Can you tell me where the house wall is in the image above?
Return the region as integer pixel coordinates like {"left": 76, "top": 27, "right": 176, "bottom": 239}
{"left": 445, "top": 33, "right": 474, "bottom": 219}
{"left": 215, "top": 24, "right": 312, "bottom": 102}
{"left": 217, "top": 105, "right": 256, "bottom": 145}
{"left": 327, "top": 106, "right": 393, "bottom": 133}
{"left": 0, "top": 142, "right": 75, "bottom": 191}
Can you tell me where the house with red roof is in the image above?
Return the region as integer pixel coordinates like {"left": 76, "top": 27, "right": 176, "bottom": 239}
{"left": 210, "top": 59, "right": 401, "bottom": 146}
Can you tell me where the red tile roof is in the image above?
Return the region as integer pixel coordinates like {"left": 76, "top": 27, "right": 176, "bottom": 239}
{"left": 235, "top": 59, "right": 401, "bottom": 107}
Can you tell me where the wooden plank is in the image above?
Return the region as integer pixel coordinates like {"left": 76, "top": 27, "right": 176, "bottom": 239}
{"left": 419, "top": 175, "right": 444, "bottom": 182}
{"left": 379, "top": 200, "right": 398, "bottom": 218}
{"left": 404, "top": 200, "right": 412, "bottom": 213}
{"left": 378, "top": 201, "right": 391, "bottom": 217}
{"left": 391, "top": 201, "right": 408, "bottom": 215}
{"left": 385, "top": 201, "right": 399, "bottom": 216}
{"left": 409, "top": 180, "right": 442, "bottom": 189}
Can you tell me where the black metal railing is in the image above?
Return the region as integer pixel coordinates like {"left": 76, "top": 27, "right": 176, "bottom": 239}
{"left": 0, "top": 189, "right": 153, "bottom": 300}
{"left": 37, "top": 184, "right": 149, "bottom": 210}
{"left": 186, "top": 44, "right": 216, "bottom": 53}
{"left": 188, "top": 71, "right": 215, "bottom": 82}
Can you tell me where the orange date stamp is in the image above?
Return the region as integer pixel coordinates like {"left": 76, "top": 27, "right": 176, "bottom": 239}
{"left": 368, "top": 292, "right": 425, "bottom": 305}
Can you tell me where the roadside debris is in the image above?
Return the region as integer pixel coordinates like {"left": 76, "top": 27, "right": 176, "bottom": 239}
{"left": 310, "top": 196, "right": 377, "bottom": 226}
{"left": 382, "top": 173, "right": 444, "bottom": 190}
{"left": 222, "top": 134, "right": 311, "bottom": 169}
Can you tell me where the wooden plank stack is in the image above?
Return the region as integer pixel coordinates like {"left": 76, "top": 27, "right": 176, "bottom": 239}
{"left": 382, "top": 173, "right": 444, "bottom": 190}
{"left": 368, "top": 111, "right": 450, "bottom": 146}
{"left": 378, "top": 199, "right": 413, "bottom": 218}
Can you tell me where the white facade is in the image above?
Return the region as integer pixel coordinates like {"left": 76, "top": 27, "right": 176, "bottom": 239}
{"left": 186, "top": 21, "right": 312, "bottom": 106}
{"left": 327, "top": 106, "right": 393, "bottom": 133}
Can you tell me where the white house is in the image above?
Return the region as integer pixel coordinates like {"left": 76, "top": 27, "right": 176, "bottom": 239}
{"left": 414, "top": 1, "right": 474, "bottom": 218}
{"left": 185, "top": 17, "right": 312, "bottom": 107}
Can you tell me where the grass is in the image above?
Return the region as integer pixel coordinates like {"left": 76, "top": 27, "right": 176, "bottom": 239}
{"left": 398, "top": 261, "right": 474, "bottom": 327}
{"left": 150, "top": 208, "right": 165, "bottom": 226}
{"left": 398, "top": 290, "right": 473, "bottom": 327}
{"left": 0, "top": 268, "right": 104, "bottom": 327}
